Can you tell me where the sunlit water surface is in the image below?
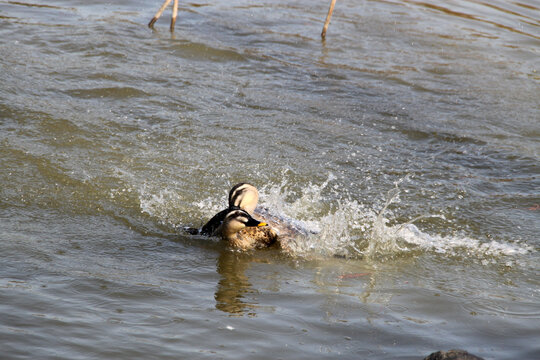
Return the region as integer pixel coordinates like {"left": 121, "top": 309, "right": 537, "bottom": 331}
{"left": 1, "top": 0, "right": 539, "bottom": 359}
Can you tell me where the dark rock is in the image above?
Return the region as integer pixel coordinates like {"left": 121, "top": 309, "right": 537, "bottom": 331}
{"left": 424, "top": 349, "right": 485, "bottom": 360}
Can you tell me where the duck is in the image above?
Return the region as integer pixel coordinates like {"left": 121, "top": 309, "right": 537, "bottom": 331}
{"left": 200, "top": 182, "right": 259, "bottom": 236}
{"left": 213, "top": 209, "right": 278, "bottom": 250}
{"left": 191, "top": 182, "right": 307, "bottom": 251}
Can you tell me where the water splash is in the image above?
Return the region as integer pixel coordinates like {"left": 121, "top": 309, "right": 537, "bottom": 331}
{"left": 138, "top": 183, "right": 185, "bottom": 228}
{"left": 136, "top": 174, "right": 533, "bottom": 264}
{"left": 394, "top": 224, "right": 532, "bottom": 257}
{"left": 361, "top": 180, "right": 533, "bottom": 262}
{"left": 257, "top": 175, "right": 533, "bottom": 263}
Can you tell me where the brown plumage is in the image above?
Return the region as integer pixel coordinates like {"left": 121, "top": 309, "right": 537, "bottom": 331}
{"left": 213, "top": 209, "right": 276, "bottom": 250}
{"left": 230, "top": 226, "right": 279, "bottom": 250}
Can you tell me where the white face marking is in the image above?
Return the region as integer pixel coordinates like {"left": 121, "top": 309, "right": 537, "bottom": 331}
{"left": 230, "top": 184, "right": 250, "bottom": 206}
{"left": 225, "top": 211, "right": 248, "bottom": 224}
{"left": 237, "top": 216, "right": 248, "bottom": 224}
{"left": 222, "top": 210, "right": 252, "bottom": 236}
{"left": 231, "top": 184, "right": 249, "bottom": 197}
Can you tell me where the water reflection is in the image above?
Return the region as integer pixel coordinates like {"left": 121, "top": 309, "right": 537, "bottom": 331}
{"left": 214, "top": 247, "right": 400, "bottom": 318}
{"left": 214, "top": 250, "right": 259, "bottom": 317}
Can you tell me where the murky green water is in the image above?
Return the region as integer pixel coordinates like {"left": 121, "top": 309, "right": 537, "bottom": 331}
{"left": 1, "top": 0, "right": 539, "bottom": 359}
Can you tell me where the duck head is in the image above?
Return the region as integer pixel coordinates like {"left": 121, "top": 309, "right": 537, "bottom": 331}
{"left": 219, "top": 209, "right": 267, "bottom": 239}
{"left": 228, "top": 183, "right": 259, "bottom": 214}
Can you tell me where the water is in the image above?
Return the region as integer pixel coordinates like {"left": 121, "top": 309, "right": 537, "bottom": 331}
{"left": 0, "top": 0, "right": 539, "bottom": 358}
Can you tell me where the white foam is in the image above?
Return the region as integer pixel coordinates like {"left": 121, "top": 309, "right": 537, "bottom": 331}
{"left": 391, "top": 223, "right": 532, "bottom": 257}
{"left": 257, "top": 175, "right": 533, "bottom": 262}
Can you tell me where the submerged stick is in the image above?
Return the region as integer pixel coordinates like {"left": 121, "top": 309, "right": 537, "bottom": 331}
{"left": 150, "top": 0, "right": 337, "bottom": 36}
{"left": 170, "top": 0, "right": 179, "bottom": 32}
{"left": 148, "top": 0, "right": 173, "bottom": 28}
{"left": 321, "top": 0, "right": 337, "bottom": 39}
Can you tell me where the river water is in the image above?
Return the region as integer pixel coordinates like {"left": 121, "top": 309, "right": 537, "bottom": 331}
{"left": 0, "top": 0, "right": 539, "bottom": 359}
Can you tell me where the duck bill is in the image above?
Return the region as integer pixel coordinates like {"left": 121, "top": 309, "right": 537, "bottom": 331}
{"left": 246, "top": 217, "right": 266, "bottom": 227}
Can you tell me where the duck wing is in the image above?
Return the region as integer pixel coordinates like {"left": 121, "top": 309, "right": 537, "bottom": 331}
{"left": 201, "top": 208, "right": 229, "bottom": 235}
